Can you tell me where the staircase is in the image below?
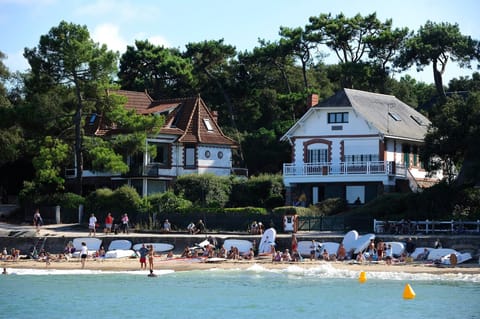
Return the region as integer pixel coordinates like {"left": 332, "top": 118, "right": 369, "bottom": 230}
{"left": 32, "top": 237, "right": 47, "bottom": 258}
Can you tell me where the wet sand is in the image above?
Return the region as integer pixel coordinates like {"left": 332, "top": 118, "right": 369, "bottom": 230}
{"left": 3, "top": 256, "right": 480, "bottom": 274}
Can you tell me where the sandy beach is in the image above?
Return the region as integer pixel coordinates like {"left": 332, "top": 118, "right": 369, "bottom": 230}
{"left": 3, "top": 255, "right": 480, "bottom": 275}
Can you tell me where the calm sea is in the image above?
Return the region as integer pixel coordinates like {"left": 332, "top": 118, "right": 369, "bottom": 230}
{"left": 1, "top": 264, "right": 479, "bottom": 319}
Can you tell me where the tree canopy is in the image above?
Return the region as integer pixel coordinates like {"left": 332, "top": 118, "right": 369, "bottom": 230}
{"left": 1, "top": 13, "right": 479, "bottom": 202}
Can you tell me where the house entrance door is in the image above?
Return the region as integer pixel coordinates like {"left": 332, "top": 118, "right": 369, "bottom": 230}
{"left": 312, "top": 186, "right": 325, "bottom": 204}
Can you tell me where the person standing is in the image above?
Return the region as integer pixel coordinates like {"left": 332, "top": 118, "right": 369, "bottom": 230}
{"left": 104, "top": 213, "right": 114, "bottom": 235}
{"left": 80, "top": 242, "right": 88, "bottom": 269}
{"left": 88, "top": 213, "right": 97, "bottom": 237}
{"left": 148, "top": 245, "right": 154, "bottom": 272}
{"left": 138, "top": 244, "right": 148, "bottom": 270}
{"left": 291, "top": 234, "right": 298, "bottom": 252}
{"left": 33, "top": 208, "right": 43, "bottom": 234}
{"left": 121, "top": 214, "right": 129, "bottom": 234}
{"left": 163, "top": 219, "right": 171, "bottom": 232}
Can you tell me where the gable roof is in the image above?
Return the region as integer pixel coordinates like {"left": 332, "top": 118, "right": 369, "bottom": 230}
{"left": 100, "top": 90, "right": 237, "bottom": 147}
{"left": 281, "top": 88, "right": 431, "bottom": 143}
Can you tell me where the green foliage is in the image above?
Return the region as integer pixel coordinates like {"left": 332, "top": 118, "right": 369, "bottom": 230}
{"left": 119, "top": 40, "right": 195, "bottom": 98}
{"left": 27, "top": 136, "right": 69, "bottom": 195}
{"left": 147, "top": 191, "right": 193, "bottom": 214}
{"left": 224, "top": 207, "right": 268, "bottom": 215}
{"left": 395, "top": 21, "right": 479, "bottom": 96}
{"left": 85, "top": 185, "right": 143, "bottom": 217}
{"left": 312, "top": 198, "right": 348, "bottom": 216}
{"left": 423, "top": 92, "right": 480, "bottom": 183}
{"left": 272, "top": 206, "right": 311, "bottom": 216}
{"left": 174, "top": 174, "right": 231, "bottom": 208}
{"left": 230, "top": 174, "right": 285, "bottom": 208}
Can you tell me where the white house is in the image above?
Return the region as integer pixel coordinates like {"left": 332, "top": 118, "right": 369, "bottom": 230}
{"left": 280, "top": 88, "right": 442, "bottom": 206}
{"left": 74, "top": 90, "right": 238, "bottom": 196}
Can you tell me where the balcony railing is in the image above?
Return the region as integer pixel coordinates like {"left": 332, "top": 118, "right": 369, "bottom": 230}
{"left": 283, "top": 161, "right": 405, "bottom": 177}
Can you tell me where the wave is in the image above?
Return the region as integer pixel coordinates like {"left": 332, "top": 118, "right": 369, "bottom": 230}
{"left": 4, "top": 268, "right": 175, "bottom": 276}
{"left": 239, "top": 263, "right": 480, "bottom": 283}
{"left": 5, "top": 264, "right": 480, "bottom": 283}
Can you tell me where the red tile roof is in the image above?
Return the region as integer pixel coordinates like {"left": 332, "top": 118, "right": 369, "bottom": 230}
{"left": 104, "top": 90, "right": 237, "bottom": 147}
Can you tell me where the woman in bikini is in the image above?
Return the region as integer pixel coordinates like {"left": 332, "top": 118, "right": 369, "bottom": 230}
{"left": 148, "top": 245, "right": 154, "bottom": 271}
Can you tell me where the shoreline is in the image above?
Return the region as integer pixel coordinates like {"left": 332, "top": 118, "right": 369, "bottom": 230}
{"left": 3, "top": 256, "right": 480, "bottom": 275}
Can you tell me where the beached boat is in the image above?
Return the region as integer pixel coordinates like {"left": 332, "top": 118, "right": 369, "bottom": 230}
{"left": 104, "top": 239, "right": 136, "bottom": 258}
{"left": 258, "top": 228, "right": 276, "bottom": 254}
{"left": 72, "top": 237, "right": 102, "bottom": 257}
{"left": 222, "top": 239, "right": 253, "bottom": 254}
{"left": 297, "top": 240, "right": 322, "bottom": 258}
{"left": 132, "top": 243, "right": 175, "bottom": 253}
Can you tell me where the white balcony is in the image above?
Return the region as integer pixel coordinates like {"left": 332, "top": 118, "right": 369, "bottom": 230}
{"left": 283, "top": 161, "right": 406, "bottom": 185}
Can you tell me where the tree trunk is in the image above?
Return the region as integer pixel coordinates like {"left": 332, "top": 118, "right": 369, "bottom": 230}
{"left": 73, "top": 76, "right": 84, "bottom": 196}
{"left": 432, "top": 60, "right": 446, "bottom": 98}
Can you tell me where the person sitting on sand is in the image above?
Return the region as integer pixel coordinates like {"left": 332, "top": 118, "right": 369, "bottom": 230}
{"left": 181, "top": 245, "right": 192, "bottom": 258}
{"left": 385, "top": 244, "right": 393, "bottom": 265}
{"left": 272, "top": 251, "right": 282, "bottom": 262}
{"left": 282, "top": 249, "right": 292, "bottom": 262}
{"left": 218, "top": 245, "right": 227, "bottom": 258}
{"left": 416, "top": 248, "right": 430, "bottom": 261}
{"left": 322, "top": 249, "right": 330, "bottom": 261}
{"left": 244, "top": 248, "right": 254, "bottom": 260}
{"left": 337, "top": 244, "right": 347, "bottom": 261}
{"left": 356, "top": 251, "right": 365, "bottom": 263}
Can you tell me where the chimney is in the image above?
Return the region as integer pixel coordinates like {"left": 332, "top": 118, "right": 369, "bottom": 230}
{"left": 307, "top": 94, "right": 319, "bottom": 108}
{"left": 212, "top": 111, "right": 218, "bottom": 123}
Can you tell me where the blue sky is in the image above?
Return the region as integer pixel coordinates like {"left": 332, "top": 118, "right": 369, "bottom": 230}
{"left": 1, "top": 0, "right": 479, "bottom": 84}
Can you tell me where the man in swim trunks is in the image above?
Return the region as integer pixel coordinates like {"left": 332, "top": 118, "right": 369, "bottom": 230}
{"left": 138, "top": 244, "right": 148, "bottom": 270}
{"left": 104, "top": 213, "right": 114, "bottom": 235}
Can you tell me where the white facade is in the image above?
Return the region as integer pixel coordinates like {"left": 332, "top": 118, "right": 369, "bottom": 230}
{"left": 281, "top": 89, "right": 440, "bottom": 205}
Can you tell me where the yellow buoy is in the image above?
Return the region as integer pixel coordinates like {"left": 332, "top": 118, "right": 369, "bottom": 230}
{"left": 403, "top": 283, "right": 416, "bottom": 299}
{"left": 358, "top": 271, "right": 367, "bottom": 283}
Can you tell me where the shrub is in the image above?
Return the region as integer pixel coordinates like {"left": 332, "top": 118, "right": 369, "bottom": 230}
{"left": 174, "top": 174, "right": 231, "bottom": 208}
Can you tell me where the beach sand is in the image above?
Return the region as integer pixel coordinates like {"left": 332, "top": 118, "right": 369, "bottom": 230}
{"left": 3, "top": 256, "right": 480, "bottom": 274}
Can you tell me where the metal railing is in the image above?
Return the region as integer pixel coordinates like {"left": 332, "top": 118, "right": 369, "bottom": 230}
{"left": 284, "top": 161, "right": 404, "bottom": 177}
{"left": 373, "top": 219, "right": 480, "bottom": 234}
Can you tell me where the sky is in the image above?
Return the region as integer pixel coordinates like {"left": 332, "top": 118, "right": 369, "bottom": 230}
{"left": 1, "top": 0, "right": 479, "bottom": 84}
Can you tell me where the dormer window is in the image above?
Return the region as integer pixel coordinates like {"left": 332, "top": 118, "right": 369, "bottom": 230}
{"left": 389, "top": 112, "right": 402, "bottom": 121}
{"left": 328, "top": 112, "right": 348, "bottom": 124}
{"left": 411, "top": 115, "right": 425, "bottom": 125}
{"left": 203, "top": 118, "right": 213, "bottom": 131}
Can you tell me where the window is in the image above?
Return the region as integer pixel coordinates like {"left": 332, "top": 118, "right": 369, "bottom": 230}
{"left": 328, "top": 112, "right": 348, "bottom": 124}
{"left": 308, "top": 149, "right": 328, "bottom": 163}
{"left": 411, "top": 115, "right": 425, "bottom": 126}
{"left": 88, "top": 114, "right": 97, "bottom": 125}
{"left": 185, "top": 145, "right": 196, "bottom": 167}
{"left": 148, "top": 143, "right": 169, "bottom": 166}
{"left": 217, "top": 151, "right": 223, "bottom": 159}
{"left": 203, "top": 118, "right": 214, "bottom": 131}
{"left": 388, "top": 112, "right": 402, "bottom": 121}
{"left": 205, "top": 150, "right": 211, "bottom": 158}
{"left": 344, "top": 154, "right": 379, "bottom": 163}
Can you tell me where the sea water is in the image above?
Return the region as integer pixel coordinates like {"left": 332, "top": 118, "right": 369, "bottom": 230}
{"left": 1, "top": 264, "right": 480, "bottom": 319}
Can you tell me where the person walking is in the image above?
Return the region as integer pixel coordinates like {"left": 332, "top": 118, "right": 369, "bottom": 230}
{"left": 80, "top": 242, "right": 88, "bottom": 269}
{"left": 88, "top": 213, "right": 97, "bottom": 237}
{"left": 104, "top": 213, "right": 114, "bottom": 235}
{"left": 121, "top": 214, "right": 129, "bottom": 234}
{"left": 33, "top": 208, "right": 43, "bottom": 234}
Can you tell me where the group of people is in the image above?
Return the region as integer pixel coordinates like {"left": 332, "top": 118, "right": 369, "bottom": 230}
{"left": 87, "top": 213, "right": 130, "bottom": 237}
{"left": 1, "top": 247, "right": 20, "bottom": 261}
{"left": 187, "top": 220, "right": 206, "bottom": 234}
{"left": 249, "top": 221, "right": 264, "bottom": 235}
